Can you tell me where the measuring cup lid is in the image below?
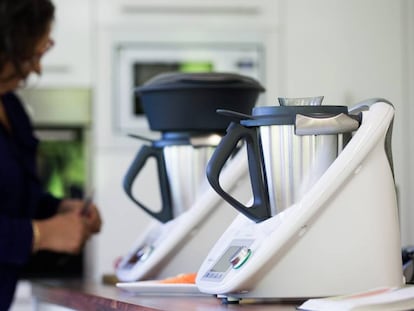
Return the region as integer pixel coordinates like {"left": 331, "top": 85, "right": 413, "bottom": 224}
{"left": 278, "top": 96, "right": 324, "bottom": 106}
{"left": 241, "top": 105, "right": 349, "bottom": 126}
{"left": 136, "top": 72, "right": 265, "bottom": 92}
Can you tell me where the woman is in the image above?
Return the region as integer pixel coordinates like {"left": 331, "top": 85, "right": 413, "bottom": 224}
{"left": 0, "top": 0, "right": 101, "bottom": 309}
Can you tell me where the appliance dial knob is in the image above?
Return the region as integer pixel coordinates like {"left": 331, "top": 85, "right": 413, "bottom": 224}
{"left": 138, "top": 244, "right": 154, "bottom": 262}
{"left": 230, "top": 247, "right": 252, "bottom": 269}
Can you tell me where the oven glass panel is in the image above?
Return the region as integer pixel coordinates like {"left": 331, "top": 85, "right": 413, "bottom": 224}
{"left": 22, "top": 128, "right": 87, "bottom": 279}
{"left": 133, "top": 62, "right": 213, "bottom": 115}
{"left": 36, "top": 128, "right": 86, "bottom": 199}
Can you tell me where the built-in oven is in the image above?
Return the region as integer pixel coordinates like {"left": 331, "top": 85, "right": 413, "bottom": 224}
{"left": 16, "top": 88, "right": 92, "bottom": 279}
{"left": 115, "top": 43, "right": 264, "bottom": 134}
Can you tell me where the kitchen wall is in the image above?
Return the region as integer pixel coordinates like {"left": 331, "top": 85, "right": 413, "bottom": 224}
{"left": 279, "top": 0, "right": 413, "bottom": 245}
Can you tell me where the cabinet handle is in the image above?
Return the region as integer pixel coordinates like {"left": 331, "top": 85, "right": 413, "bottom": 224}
{"left": 42, "top": 65, "right": 71, "bottom": 74}
{"left": 120, "top": 5, "right": 261, "bottom": 16}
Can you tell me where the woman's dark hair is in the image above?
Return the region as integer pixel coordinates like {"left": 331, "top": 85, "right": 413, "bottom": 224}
{"left": 0, "top": 0, "right": 55, "bottom": 77}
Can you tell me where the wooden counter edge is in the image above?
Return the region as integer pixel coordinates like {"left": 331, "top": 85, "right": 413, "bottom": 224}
{"left": 31, "top": 281, "right": 160, "bottom": 311}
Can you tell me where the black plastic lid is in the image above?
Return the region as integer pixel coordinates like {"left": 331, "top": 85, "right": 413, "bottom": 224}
{"left": 241, "top": 105, "right": 349, "bottom": 127}
{"left": 136, "top": 72, "right": 266, "bottom": 93}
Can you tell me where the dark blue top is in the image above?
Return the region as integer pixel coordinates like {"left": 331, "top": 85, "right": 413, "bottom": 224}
{"left": 0, "top": 92, "right": 61, "bottom": 310}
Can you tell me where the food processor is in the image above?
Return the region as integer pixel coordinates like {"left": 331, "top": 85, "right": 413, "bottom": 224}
{"left": 196, "top": 98, "right": 403, "bottom": 301}
{"left": 116, "top": 72, "right": 264, "bottom": 281}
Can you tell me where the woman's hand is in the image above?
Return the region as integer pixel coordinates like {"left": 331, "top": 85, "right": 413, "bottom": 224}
{"left": 58, "top": 198, "right": 102, "bottom": 234}
{"left": 57, "top": 198, "right": 84, "bottom": 214}
{"left": 83, "top": 202, "right": 102, "bottom": 234}
{"left": 33, "top": 198, "right": 103, "bottom": 253}
{"left": 33, "top": 208, "right": 90, "bottom": 254}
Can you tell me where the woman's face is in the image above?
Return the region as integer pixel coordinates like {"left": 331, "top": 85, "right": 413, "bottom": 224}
{"left": 0, "top": 27, "right": 53, "bottom": 95}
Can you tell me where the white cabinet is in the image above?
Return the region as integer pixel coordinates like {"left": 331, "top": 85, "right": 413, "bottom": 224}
{"left": 89, "top": 1, "right": 280, "bottom": 282}
{"left": 31, "top": 0, "right": 93, "bottom": 87}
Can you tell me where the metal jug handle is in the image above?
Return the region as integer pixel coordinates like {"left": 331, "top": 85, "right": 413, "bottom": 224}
{"left": 123, "top": 145, "right": 173, "bottom": 223}
{"left": 207, "top": 122, "right": 271, "bottom": 222}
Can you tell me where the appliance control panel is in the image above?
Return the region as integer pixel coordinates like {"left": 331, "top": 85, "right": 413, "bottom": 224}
{"left": 201, "top": 239, "right": 254, "bottom": 282}
{"left": 116, "top": 219, "right": 175, "bottom": 279}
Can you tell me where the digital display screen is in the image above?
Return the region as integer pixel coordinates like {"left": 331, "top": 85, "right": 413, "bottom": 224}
{"left": 210, "top": 246, "right": 242, "bottom": 273}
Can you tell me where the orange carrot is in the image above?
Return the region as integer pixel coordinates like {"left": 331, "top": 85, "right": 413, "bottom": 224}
{"left": 158, "top": 273, "right": 197, "bottom": 284}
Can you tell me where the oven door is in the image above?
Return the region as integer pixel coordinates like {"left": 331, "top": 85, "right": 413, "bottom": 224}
{"left": 115, "top": 44, "right": 263, "bottom": 134}
{"left": 17, "top": 88, "right": 91, "bottom": 279}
